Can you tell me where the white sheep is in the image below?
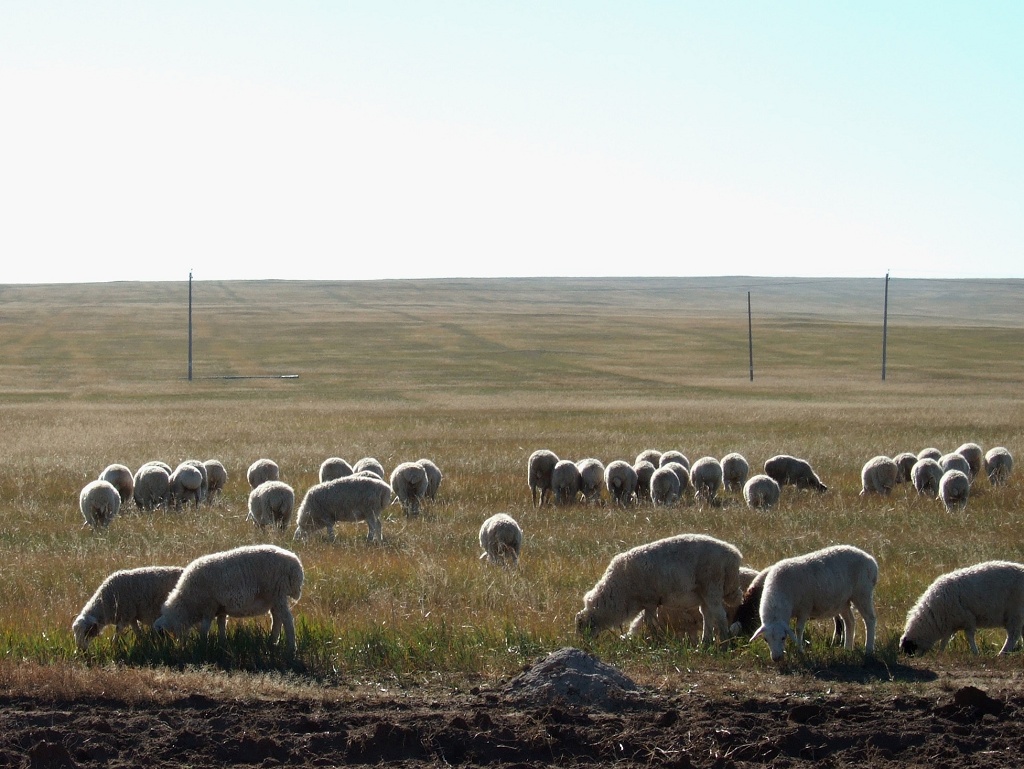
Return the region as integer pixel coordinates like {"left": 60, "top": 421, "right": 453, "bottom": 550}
{"left": 917, "top": 447, "right": 943, "bottom": 462}
{"left": 319, "top": 457, "right": 353, "bottom": 483}
{"left": 72, "top": 566, "right": 184, "bottom": 650}
{"left": 689, "top": 456, "right": 723, "bottom": 503}
{"left": 180, "top": 459, "right": 210, "bottom": 502}
{"left": 352, "top": 456, "right": 386, "bottom": 479}
{"left": 860, "top": 455, "right": 898, "bottom": 496}
{"left": 603, "top": 460, "right": 637, "bottom": 507}
{"left": 99, "top": 464, "right": 134, "bottom": 506}
{"left": 575, "top": 533, "right": 743, "bottom": 645}
{"left": 899, "top": 561, "right": 1024, "bottom": 656}
{"left": 659, "top": 451, "right": 690, "bottom": 472}
{"left": 246, "top": 458, "right": 280, "bottom": 489}
{"left": 203, "top": 459, "right": 228, "bottom": 499}
{"left": 939, "top": 469, "right": 970, "bottom": 512}
{"left": 133, "top": 464, "right": 170, "bottom": 511}
{"left": 763, "top": 454, "right": 828, "bottom": 492}
{"left": 576, "top": 458, "right": 605, "bottom": 504}
{"left": 892, "top": 452, "right": 918, "bottom": 484}
{"left": 247, "top": 480, "right": 296, "bottom": 529}
{"left": 649, "top": 465, "right": 681, "bottom": 506}
{"left": 551, "top": 459, "right": 582, "bottom": 506}
{"left": 720, "top": 453, "right": 749, "bottom": 492}
{"left": 985, "top": 446, "right": 1014, "bottom": 486}
{"left": 632, "top": 460, "right": 656, "bottom": 503}
{"left": 743, "top": 474, "right": 781, "bottom": 510}
{"left": 955, "top": 442, "right": 984, "bottom": 481}
{"left": 80, "top": 479, "right": 121, "bottom": 530}
{"left": 527, "top": 449, "right": 559, "bottom": 507}
{"left": 390, "top": 461, "right": 429, "bottom": 516}
{"left": 750, "top": 544, "right": 877, "bottom": 661}
{"left": 154, "top": 544, "right": 303, "bottom": 655}
{"left": 169, "top": 463, "right": 204, "bottom": 510}
{"left": 293, "top": 475, "right": 393, "bottom": 542}
{"left": 939, "top": 452, "right": 971, "bottom": 479}
{"left": 417, "top": 458, "right": 443, "bottom": 500}
{"left": 635, "top": 449, "right": 663, "bottom": 468}
{"left": 911, "top": 458, "right": 943, "bottom": 496}
{"left": 663, "top": 462, "right": 691, "bottom": 496}
{"left": 478, "top": 513, "right": 523, "bottom": 565}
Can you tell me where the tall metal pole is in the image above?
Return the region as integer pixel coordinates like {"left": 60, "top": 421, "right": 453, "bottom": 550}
{"left": 881, "top": 271, "right": 889, "bottom": 381}
{"left": 188, "top": 270, "right": 193, "bottom": 382}
{"left": 748, "top": 291, "right": 754, "bottom": 382}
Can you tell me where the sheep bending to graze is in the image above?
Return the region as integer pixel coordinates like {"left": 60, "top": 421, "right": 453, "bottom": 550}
{"left": 293, "top": 475, "right": 393, "bottom": 542}
{"left": 527, "top": 449, "right": 559, "bottom": 507}
{"left": 690, "top": 457, "right": 723, "bottom": 503}
{"left": 659, "top": 451, "right": 690, "bottom": 472}
{"left": 247, "top": 481, "right": 296, "bottom": 529}
{"left": 133, "top": 464, "right": 170, "bottom": 511}
{"left": 154, "top": 544, "right": 303, "bottom": 656}
{"left": 72, "top": 566, "right": 184, "bottom": 650}
{"left": 247, "top": 458, "right": 280, "bottom": 489}
{"left": 663, "top": 462, "right": 691, "bottom": 496}
{"left": 575, "top": 533, "right": 743, "bottom": 645}
{"left": 892, "top": 452, "right": 918, "bottom": 484}
{"left": 900, "top": 561, "right": 1024, "bottom": 656}
{"left": 917, "top": 447, "right": 942, "bottom": 462}
{"left": 650, "top": 465, "right": 681, "bottom": 506}
{"left": 319, "top": 457, "right": 353, "bottom": 483}
{"left": 860, "top": 455, "right": 898, "bottom": 496}
{"left": 763, "top": 455, "right": 828, "bottom": 492}
{"left": 576, "top": 458, "right": 605, "bottom": 504}
{"left": 939, "top": 452, "right": 971, "bottom": 479}
{"left": 911, "top": 458, "right": 943, "bottom": 496}
{"left": 720, "top": 453, "right": 749, "bottom": 492}
{"left": 604, "top": 460, "right": 637, "bottom": 507}
{"left": 99, "top": 464, "right": 134, "bottom": 506}
{"left": 478, "top": 513, "right": 523, "bottom": 565}
{"left": 939, "top": 469, "right": 970, "bottom": 512}
{"left": 169, "top": 463, "right": 204, "bottom": 510}
{"left": 551, "top": 459, "right": 582, "bottom": 506}
{"left": 80, "top": 479, "right": 121, "bottom": 530}
{"left": 390, "top": 461, "right": 429, "bottom": 516}
{"left": 635, "top": 449, "right": 663, "bottom": 468}
{"left": 750, "top": 545, "right": 877, "bottom": 661}
{"left": 353, "top": 457, "right": 386, "bottom": 479}
{"left": 985, "top": 447, "right": 1013, "bottom": 486}
{"left": 180, "top": 459, "right": 209, "bottom": 502}
{"left": 955, "top": 442, "right": 984, "bottom": 481}
{"left": 417, "top": 458, "right": 443, "bottom": 500}
{"left": 203, "top": 460, "right": 227, "bottom": 499}
{"left": 633, "top": 460, "right": 656, "bottom": 503}
{"left": 743, "top": 474, "right": 781, "bottom": 510}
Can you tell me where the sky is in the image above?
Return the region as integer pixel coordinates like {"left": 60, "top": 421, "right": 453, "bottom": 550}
{"left": 1, "top": 2, "right": 1022, "bottom": 283}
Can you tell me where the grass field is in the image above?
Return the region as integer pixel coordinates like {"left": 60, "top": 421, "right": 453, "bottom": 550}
{"left": 1, "top": 276, "right": 1022, "bottom": 687}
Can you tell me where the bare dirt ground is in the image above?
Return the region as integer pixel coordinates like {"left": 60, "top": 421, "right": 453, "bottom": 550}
{"left": 4, "top": 648, "right": 1024, "bottom": 768}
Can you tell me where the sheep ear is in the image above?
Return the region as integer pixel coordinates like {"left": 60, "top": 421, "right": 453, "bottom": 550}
{"left": 751, "top": 624, "right": 765, "bottom": 641}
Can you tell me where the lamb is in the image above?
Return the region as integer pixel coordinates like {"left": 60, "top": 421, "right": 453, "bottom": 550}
{"left": 603, "top": 460, "right": 637, "bottom": 506}
{"left": 763, "top": 455, "right": 828, "bottom": 492}
{"left": 985, "top": 447, "right": 1013, "bottom": 486}
{"left": 689, "top": 456, "right": 723, "bottom": 504}
{"left": 649, "top": 465, "right": 681, "bottom": 506}
{"left": 527, "top": 449, "right": 559, "bottom": 507}
{"left": 203, "top": 459, "right": 228, "bottom": 499}
{"left": 633, "top": 460, "right": 656, "bottom": 503}
{"left": 720, "top": 453, "right": 749, "bottom": 492}
{"left": 576, "top": 458, "right": 605, "bottom": 504}
{"left": 659, "top": 451, "right": 690, "bottom": 472}
{"left": 168, "top": 463, "right": 204, "bottom": 510}
{"left": 892, "top": 452, "right": 918, "bottom": 484}
{"left": 917, "top": 447, "right": 943, "bottom": 462}
{"left": 939, "top": 469, "right": 970, "bottom": 512}
{"left": 247, "top": 480, "right": 296, "bottom": 529}
{"left": 899, "top": 561, "right": 1024, "bottom": 656}
{"left": 743, "top": 474, "right": 781, "bottom": 510}
{"left": 72, "top": 566, "right": 184, "bottom": 650}
{"left": 551, "top": 459, "right": 582, "bottom": 506}
{"left": 417, "top": 458, "right": 443, "bottom": 500}
{"left": 153, "top": 544, "right": 303, "bottom": 655}
{"left": 133, "top": 464, "right": 170, "bottom": 511}
{"left": 911, "top": 458, "right": 943, "bottom": 496}
{"left": 860, "top": 455, "right": 899, "bottom": 496}
{"left": 293, "top": 474, "right": 393, "bottom": 542}
{"left": 80, "top": 479, "right": 121, "bottom": 529}
{"left": 353, "top": 457, "right": 386, "bottom": 479}
{"left": 247, "top": 458, "right": 280, "bottom": 489}
{"left": 955, "top": 442, "right": 985, "bottom": 481}
{"left": 390, "top": 461, "right": 429, "bottom": 517}
{"left": 939, "top": 452, "right": 971, "bottom": 479}
{"left": 750, "top": 545, "right": 877, "bottom": 661}
{"left": 99, "top": 464, "right": 134, "bottom": 506}
{"left": 575, "top": 533, "right": 743, "bottom": 645}
{"left": 319, "top": 457, "right": 353, "bottom": 483}
{"left": 478, "top": 513, "right": 523, "bottom": 565}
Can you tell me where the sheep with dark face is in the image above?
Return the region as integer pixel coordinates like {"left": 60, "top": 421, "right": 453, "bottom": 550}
{"left": 527, "top": 449, "right": 559, "bottom": 507}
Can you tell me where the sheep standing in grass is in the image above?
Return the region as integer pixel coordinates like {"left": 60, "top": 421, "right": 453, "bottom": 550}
{"left": 80, "top": 479, "right": 120, "bottom": 530}
{"left": 900, "top": 561, "right": 1024, "bottom": 656}
{"left": 528, "top": 450, "right": 559, "bottom": 507}
{"left": 985, "top": 447, "right": 1014, "bottom": 486}
{"left": 892, "top": 452, "right": 918, "bottom": 484}
{"left": 860, "top": 455, "right": 899, "bottom": 496}
{"left": 750, "top": 545, "right": 877, "bottom": 661}
{"left": 203, "top": 460, "right": 228, "bottom": 499}
{"left": 293, "top": 475, "right": 393, "bottom": 542}
{"left": 247, "top": 458, "right": 280, "bottom": 489}
{"left": 650, "top": 465, "right": 681, "bottom": 506}
{"left": 180, "top": 459, "right": 210, "bottom": 503}
{"left": 169, "top": 463, "right": 204, "bottom": 510}
{"left": 720, "top": 453, "right": 749, "bottom": 492}
{"left": 690, "top": 457, "right": 723, "bottom": 504}
{"left": 417, "top": 458, "right": 443, "bottom": 500}
{"left": 659, "top": 451, "right": 690, "bottom": 472}
{"left": 72, "top": 566, "right": 184, "bottom": 650}
{"left": 319, "top": 457, "right": 353, "bottom": 483}
{"left": 633, "top": 460, "right": 656, "bottom": 504}
{"left": 575, "top": 533, "right": 743, "bottom": 645}
{"left": 99, "top": 464, "right": 135, "bottom": 506}
{"left": 353, "top": 457, "right": 386, "bottom": 479}
{"left": 154, "top": 544, "right": 303, "bottom": 656}
{"left": 663, "top": 462, "right": 691, "bottom": 497}
{"left": 390, "top": 461, "right": 429, "bottom": 517}
{"left": 133, "top": 464, "right": 170, "bottom": 511}
{"left": 478, "top": 513, "right": 523, "bottom": 565}
{"left": 551, "top": 459, "right": 582, "bottom": 506}
{"left": 604, "top": 460, "right": 637, "bottom": 507}
{"left": 955, "top": 442, "right": 984, "bottom": 482}
{"left": 763, "top": 455, "right": 828, "bottom": 492}
{"left": 635, "top": 449, "right": 663, "bottom": 468}
{"left": 575, "top": 458, "right": 605, "bottom": 504}
{"left": 743, "top": 474, "right": 781, "bottom": 510}
{"left": 918, "top": 447, "right": 943, "bottom": 462}
{"left": 247, "top": 481, "right": 296, "bottom": 530}
{"left": 911, "top": 458, "right": 943, "bottom": 496}
{"left": 939, "top": 452, "right": 971, "bottom": 479}
{"left": 939, "top": 469, "right": 970, "bottom": 512}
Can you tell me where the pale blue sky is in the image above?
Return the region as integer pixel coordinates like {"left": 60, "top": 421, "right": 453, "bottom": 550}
{"left": 1, "top": 2, "right": 1021, "bottom": 283}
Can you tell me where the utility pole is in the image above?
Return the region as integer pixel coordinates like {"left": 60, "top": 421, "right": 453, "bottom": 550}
{"left": 188, "top": 270, "right": 193, "bottom": 382}
{"left": 748, "top": 291, "right": 754, "bottom": 382}
{"left": 881, "top": 271, "right": 889, "bottom": 381}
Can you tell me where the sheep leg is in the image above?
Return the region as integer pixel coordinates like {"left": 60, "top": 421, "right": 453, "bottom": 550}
{"left": 269, "top": 605, "right": 283, "bottom": 645}
{"left": 793, "top": 618, "right": 809, "bottom": 654}
{"left": 965, "top": 626, "right": 980, "bottom": 654}
{"left": 852, "top": 597, "right": 876, "bottom": 655}
{"left": 999, "top": 620, "right": 1023, "bottom": 655}
{"left": 217, "top": 612, "right": 228, "bottom": 643}
{"left": 699, "top": 602, "right": 729, "bottom": 646}
{"left": 838, "top": 605, "right": 856, "bottom": 650}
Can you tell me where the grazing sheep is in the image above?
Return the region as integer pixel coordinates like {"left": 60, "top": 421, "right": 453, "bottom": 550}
{"left": 633, "top": 460, "right": 656, "bottom": 504}
{"left": 169, "top": 463, "right": 204, "bottom": 510}
{"left": 575, "top": 533, "right": 743, "bottom": 645}
{"left": 635, "top": 449, "right": 663, "bottom": 468}
{"left": 720, "top": 453, "right": 749, "bottom": 492}
{"left": 892, "top": 452, "right": 918, "bottom": 484}
{"left": 72, "top": 566, "right": 184, "bottom": 650}
{"left": 763, "top": 455, "right": 828, "bottom": 492}
{"left": 319, "top": 457, "right": 353, "bottom": 483}
{"left": 417, "top": 458, "right": 443, "bottom": 500}
{"left": 133, "top": 464, "right": 170, "bottom": 511}
{"left": 663, "top": 462, "right": 691, "bottom": 496}
{"left": 154, "top": 544, "right": 303, "bottom": 655}
{"left": 860, "top": 455, "right": 899, "bottom": 496}
{"left": 955, "top": 442, "right": 984, "bottom": 481}
{"left": 99, "top": 464, "right": 134, "bottom": 506}
{"left": 247, "top": 458, "right": 280, "bottom": 489}
{"left": 731, "top": 567, "right": 845, "bottom": 644}
{"left": 743, "top": 474, "right": 781, "bottom": 510}
{"left": 750, "top": 545, "right": 877, "bottom": 661}
{"left": 911, "top": 458, "right": 943, "bottom": 496}
{"left": 293, "top": 475, "right": 392, "bottom": 542}
{"left": 576, "top": 458, "right": 605, "bottom": 504}
{"left": 649, "top": 465, "right": 682, "bottom": 506}
{"left": 689, "top": 456, "right": 723, "bottom": 504}
{"left": 80, "top": 479, "right": 121, "bottom": 530}
{"left": 551, "top": 459, "right": 582, "bottom": 506}
{"left": 390, "top": 461, "right": 429, "bottom": 517}
{"left": 478, "top": 513, "right": 523, "bottom": 565}
{"left": 917, "top": 447, "right": 943, "bottom": 462}
{"left": 604, "top": 460, "right": 638, "bottom": 507}
{"left": 527, "top": 449, "right": 559, "bottom": 507}
{"left": 659, "top": 451, "right": 690, "bottom": 472}
{"left": 203, "top": 459, "right": 228, "bottom": 499}
{"left": 985, "top": 447, "right": 1014, "bottom": 486}
{"left": 939, "top": 469, "right": 970, "bottom": 512}
{"left": 180, "top": 459, "right": 210, "bottom": 502}
{"left": 900, "top": 561, "right": 1024, "bottom": 656}
{"left": 939, "top": 452, "right": 971, "bottom": 479}
{"left": 352, "top": 457, "right": 386, "bottom": 479}
{"left": 247, "top": 480, "right": 296, "bottom": 530}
